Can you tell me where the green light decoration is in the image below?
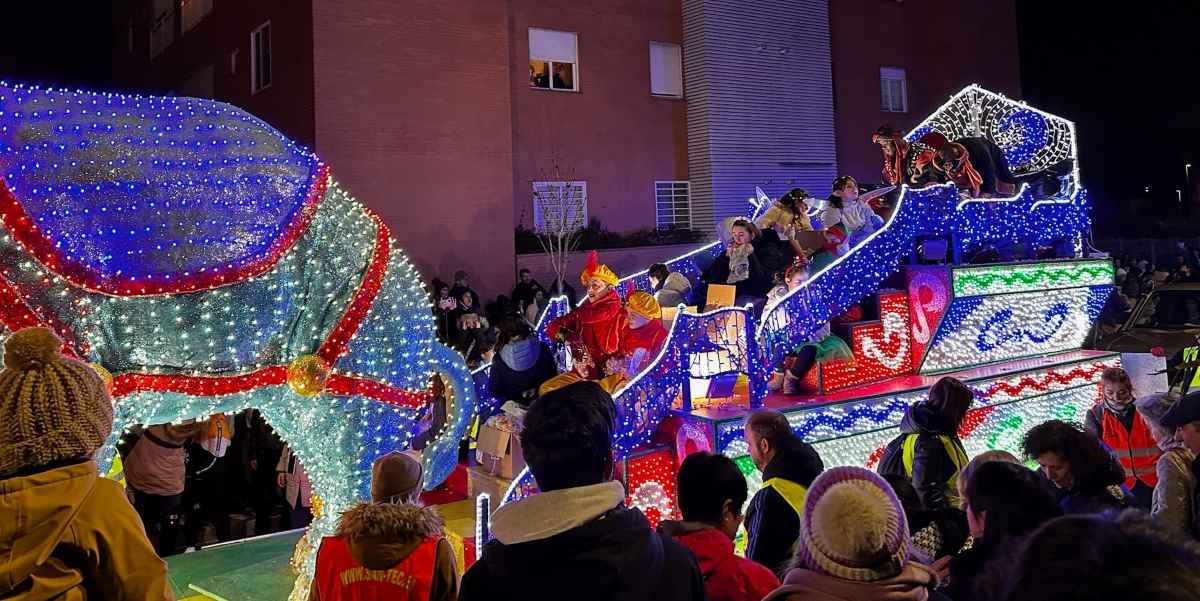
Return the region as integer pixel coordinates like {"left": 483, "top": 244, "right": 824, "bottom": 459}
{"left": 953, "top": 260, "right": 1114, "bottom": 297}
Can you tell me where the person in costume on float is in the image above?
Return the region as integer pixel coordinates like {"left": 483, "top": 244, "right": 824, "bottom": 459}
{"left": 765, "top": 260, "right": 852, "bottom": 395}
{"left": 608, "top": 291, "right": 669, "bottom": 378}
{"left": 702, "top": 218, "right": 772, "bottom": 306}
{"left": 546, "top": 251, "right": 628, "bottom": 379}
{"left": 871, "top": 125, "right": 940, "bottom": 189}
{"left": 935, "top": 136, "right": 1019, "bottom": 198}
{"left": 809, "top": 176, "right": 882, "bottom": 273}
{"left": 756, "top": 188, "right": 815, "bottom": 265}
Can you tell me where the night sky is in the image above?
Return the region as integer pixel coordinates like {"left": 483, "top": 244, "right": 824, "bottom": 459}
{"left": 0, "top": 2, "right": 1195, "bottom": 236}
{"left": 1016, "top": 1, "right": 1199, "bottom": 234}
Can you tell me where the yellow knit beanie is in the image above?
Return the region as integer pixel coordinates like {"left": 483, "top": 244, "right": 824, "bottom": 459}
{"left": 0, "top": 327, "right": 113, "bottom": 476}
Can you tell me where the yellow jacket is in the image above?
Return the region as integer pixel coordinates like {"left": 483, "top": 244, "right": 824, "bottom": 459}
{"left": 0, "top": 461, "right": 174, "bottom": 600}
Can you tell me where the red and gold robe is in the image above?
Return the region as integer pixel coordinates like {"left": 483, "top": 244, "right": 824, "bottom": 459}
{"left": 547, "top": 290, "right": 628, "bottom": 379}
{"left": 620, "top": 319, "right": 669, "bottom": 373}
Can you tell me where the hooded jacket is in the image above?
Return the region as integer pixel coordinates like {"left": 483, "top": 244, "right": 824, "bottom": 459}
{"left": 659, "top": 521, "right": 779, "bottom": 601}
{"left": 745, "top": 442, "right": 826, "bottom": 576}
{"left": 488, "top": 338, "right": 558, "bottom": 406}
{"left": 763, "top": 563, "right": 945, "bottom": 601}
{"left": 654, "top": 272, "right": 693, "bottom": 309}
{"left": 0, "top": 460, "right": 174, "bottom": 600}
{"left": 309, "top": 502, "right": 456, "bottom": 601}
{"left": 877, "top": 403, "right": 967, "bottom": 510}
{"left": 460, "top": 480, "right": 705, "bottom": 601}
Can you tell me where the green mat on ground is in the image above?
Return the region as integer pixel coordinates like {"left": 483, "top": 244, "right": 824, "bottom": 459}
{"left": 166, "top": 531, "right": 302, "bottom": 600}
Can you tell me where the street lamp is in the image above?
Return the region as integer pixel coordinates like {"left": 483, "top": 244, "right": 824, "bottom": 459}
{"left": 1186, "top": 164, "right": 1193, "bottom": 210}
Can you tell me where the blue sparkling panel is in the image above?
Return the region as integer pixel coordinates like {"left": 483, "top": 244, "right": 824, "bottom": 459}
{"left": 0, "top": 82, "right": 317, "bottom": 280}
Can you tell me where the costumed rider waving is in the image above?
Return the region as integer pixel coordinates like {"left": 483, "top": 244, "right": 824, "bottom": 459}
{"left": 546, "top": 251, "right": 628, "bottom": 380}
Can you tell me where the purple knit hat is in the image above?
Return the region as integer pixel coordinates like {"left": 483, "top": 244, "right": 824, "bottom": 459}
{"left": 796, "top": 466, "right": 911, "bottom": 581}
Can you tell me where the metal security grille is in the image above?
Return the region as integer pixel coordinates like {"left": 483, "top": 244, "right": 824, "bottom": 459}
{"left": 532, "top": 180, "right": 587, "bottom": 233}
{"left": 655, "top": 181, "right": 691, "bottom": 230}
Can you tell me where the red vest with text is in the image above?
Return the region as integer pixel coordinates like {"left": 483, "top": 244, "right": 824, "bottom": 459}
{"left": 1097, "top": 406, "right": 1160, "bottom": 489}
{"left": 313, "top": 535, "right": 438, "bottom": 601}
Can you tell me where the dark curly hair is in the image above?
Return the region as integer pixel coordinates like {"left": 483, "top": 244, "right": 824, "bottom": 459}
{"left": 1021, "top": 420, "right": 1115, "bottom": 488}
{"left": 778, "top": 188, "right": 811, "bottom": 212}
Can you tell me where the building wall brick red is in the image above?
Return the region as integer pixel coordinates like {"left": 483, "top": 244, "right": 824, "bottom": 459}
{"left": 312, "top": 0, "right": 516, "bottom": 298}
{"left": 114, "top": 0, "right": 316, "bottom": 147}
{"left": 509, "top": 0, "right": 687, "bottom": 234}
{"left": 829, "top": 0, "right": 1022, "bottom": 187}
{"left": 113, "top": 0, "right": 1022, "bottom": 298}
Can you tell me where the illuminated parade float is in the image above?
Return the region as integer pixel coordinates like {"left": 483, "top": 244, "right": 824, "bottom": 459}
{"left": 486, "top": 85, "right": 1115, "bottom": 529}
{"left": 0, "top": 79, "right": 1112, "bottom": 596}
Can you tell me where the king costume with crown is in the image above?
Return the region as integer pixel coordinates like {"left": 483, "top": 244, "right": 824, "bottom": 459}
{"left": 546, "top": 251, "right": 628, "bottom": 379}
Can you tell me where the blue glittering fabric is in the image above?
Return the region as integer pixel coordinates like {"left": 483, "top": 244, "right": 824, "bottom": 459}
{"left": 0, "top": 82, "right": 318, "bottom": 282}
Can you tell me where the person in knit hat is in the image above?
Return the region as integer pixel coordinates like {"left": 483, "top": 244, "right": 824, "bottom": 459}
{"left": 546, "top": 251, "right": 628, "bottom": 379}
{"left": 310, "top": 451, "right": 458, "bottom": 601}
{"left": 610, "top": 291, "right": 668, "bottom": 377}
{"left": 763, "top": 466, "right": 944, "bottom": 601}
{"left": 0, "top": 326, "right": 173, "bottom": 600}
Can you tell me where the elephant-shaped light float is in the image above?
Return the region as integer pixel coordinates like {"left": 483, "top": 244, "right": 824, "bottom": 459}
{"left": 0, "top": 81, "right": 475, "bottom": 599}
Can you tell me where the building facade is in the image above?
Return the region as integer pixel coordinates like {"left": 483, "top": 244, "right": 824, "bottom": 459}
{"left": 113, "top": 0, "right": 1020, "bottom": 297}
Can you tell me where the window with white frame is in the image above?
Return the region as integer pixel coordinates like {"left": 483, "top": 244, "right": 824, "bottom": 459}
{"left": 880, "top": 67, "right": 907, "bottom": 113}
{"left": 251, "top": 22, "right": 272, "bottom": 94}
{"left": 533, "top": 181, "right": 587, "bottom": 232}
{"left": 649, "top": 42, "right": 683, "bottom": 98}
{"left": 529, "top": 28, "right": 578, "bottom": 91}
{"left": 182, "top": 0, "right": 213, "bottom": 34}
{"left": 655, "top": 181, "right": 691, "bottom": 229}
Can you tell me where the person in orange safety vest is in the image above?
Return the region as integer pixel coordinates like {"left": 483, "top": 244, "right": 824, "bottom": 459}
{"left": 1085, "top": 367, "right": 1160, "bottom": 511}
{"left": 309, "top": 451, "right": 457, "bottom": 601}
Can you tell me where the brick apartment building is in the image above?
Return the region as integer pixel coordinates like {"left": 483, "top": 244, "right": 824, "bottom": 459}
{"left": 112, "top": 0, "right": 1020, "bottom": 298}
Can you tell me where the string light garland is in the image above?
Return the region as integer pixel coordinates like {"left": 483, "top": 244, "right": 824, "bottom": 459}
{"left": 905, "top": 85, "right": 1076, "bottom": 179}
{"left": 952, "top": 260, "right": 1114, "bottom": 296}
{"left": 499, "top": 86, "right": 1101, "bottom": 516}
{"left": 906, "top": 267, "right": 951, "bottom": 368}
{"left": 0, "top": 80, "right": 476, "bottom": 600}
{"left": 920, "top": 285, "right": 1110, "bottom": 374}
{"left": 623, "top": 447, "right": 679, "bottom": 529}
{"left": 820, "top": 291, "right": 913, "bottom": 391}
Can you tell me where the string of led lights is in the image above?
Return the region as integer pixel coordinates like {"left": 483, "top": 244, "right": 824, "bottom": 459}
{"left": 0, "top": 81, "right": 477, "bottom": 600}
